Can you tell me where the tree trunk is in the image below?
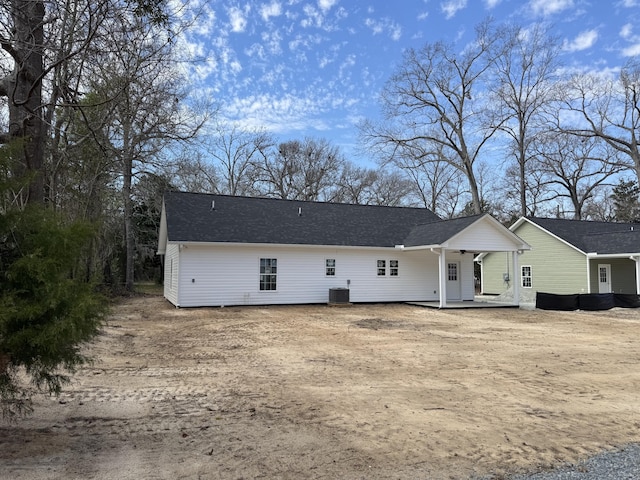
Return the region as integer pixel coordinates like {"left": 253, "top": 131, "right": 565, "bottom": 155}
{"left": 123, "top": 154, "right": 135, "bottom": 291}
{"left": 7, "top": 0, "right": 45, "bottom": 204}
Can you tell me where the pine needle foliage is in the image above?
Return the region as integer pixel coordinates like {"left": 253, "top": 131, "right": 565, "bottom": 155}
{"left": 0, "top": 155, "right": 106, "bottom": 419}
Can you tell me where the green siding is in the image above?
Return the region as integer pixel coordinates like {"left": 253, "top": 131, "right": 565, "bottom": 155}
{"left": 589, "top": 258, "right": 637, "bottom": 294}
{"left": 481, "top": 251, "right": 512, "bottom": 294}
{"left": 481, "top": 221, "right": 588, "bottom": 295}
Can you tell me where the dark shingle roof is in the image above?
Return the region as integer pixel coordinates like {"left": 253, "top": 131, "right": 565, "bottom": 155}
{"left": 164, "top": 191, "right": 446, "bottom": 248}
{"left": 403, "top": 215, "right": 483, "bottom": 247}
{"left": 527, "top": 217, "right": 640, "bottom": 254}
{"left": 583, "top": 230, "right": 640, "bottom": 254}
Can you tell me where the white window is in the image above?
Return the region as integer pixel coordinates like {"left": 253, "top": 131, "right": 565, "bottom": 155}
{"left": 448, "top": 262, "right": 458, "bottom": 281}
{"left": 326, "top": 259, "right": 336, "bottom": 276}
{"left": 522, "top": 265, "right": 532, "bottom": 288}
{"left": 390, "top": 260, "right": 399, "bottom": 276}
{"left": 377, "top": 260, "right": 386, "bottom": 276}
{"left": 259, "top": 258, "right": 277, "bottom": 291}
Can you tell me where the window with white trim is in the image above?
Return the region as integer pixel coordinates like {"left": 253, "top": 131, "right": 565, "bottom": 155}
{"left": 390, "top": 259, "right": 399, "bottom": 276}
{"left": 521, "top": 265, "right": 532, "bottom": 288}
{"left": 326, "top": 258, "right": 336, "bottom": 276}
{"left": 259, "top": 258, "right": 277, "bottom": 291}
{"left": 377, "top": 260, "right": 386, "bottom": 276}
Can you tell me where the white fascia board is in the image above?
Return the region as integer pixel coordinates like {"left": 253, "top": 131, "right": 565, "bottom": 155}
{"left": 156, "top": 201, "right": 168, "bottom": 255}
{"left": 397, "top": 244, "right": 441, "bottom": 251}
{"left": 167, "top": 241, "right": 398, "bottom": 252}
{"left": 586, "top": 252, "right": 640, "bottom": 259}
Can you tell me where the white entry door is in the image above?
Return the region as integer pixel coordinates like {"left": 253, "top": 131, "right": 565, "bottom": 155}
{"left": 447, "top": 262, "right": 461, "bottom": 300}
{"left": 598, "top": 264, "right": 612, "bottom": 293}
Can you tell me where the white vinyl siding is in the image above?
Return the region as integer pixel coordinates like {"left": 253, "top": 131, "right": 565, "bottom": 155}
{"left": 169, "top": 244, "right": 444, "bottom": 307}
{"left": 163, "top": 243, "right": 180, "bottom": 306}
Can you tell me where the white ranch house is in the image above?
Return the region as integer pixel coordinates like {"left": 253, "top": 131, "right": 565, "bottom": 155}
{"left": 157, "top": 192, "right": 530, "bottom": 308}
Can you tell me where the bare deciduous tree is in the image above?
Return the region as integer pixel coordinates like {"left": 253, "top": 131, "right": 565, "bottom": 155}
{"left": 256, "top": 138, "right": 343, "bottom": 201}
{"left": 558, "top": 60, "right": 640, "bottom": 184}
{"left": 360, "top": 20, "right": 504, "bottom": 214}
{"left": 87, "top": 12, "right": 207, "bottom": 290}
{"left": 203, "top": 122, "right": 272, "bottom": 196}
{"left": 491, "top": 23, "right": 559, "bottom": 217}
{"left": 535, "top": 133, "right": 624, "bottom": 219}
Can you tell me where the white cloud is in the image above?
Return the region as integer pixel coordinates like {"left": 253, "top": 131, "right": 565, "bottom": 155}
{"left": 301, "top": 4, "right": 322, "bottom": 28}
{"left": 620, "top": 23, "right": 633, "bottom": 39}
{"left": 338, "top": 54, "right": 356, "bottom": 80}
{"left": 623, "top": 43, "right": 640, "bottom": 56}
{"left": 484, "top": 0, "right": 502, "bottom": 8}
{"left": 364, "top": 17, "right": 402, "bottom": 41}
{"left": 228, "top": 6, "right": 249, "bottom": 33}
{"left": 318, "top": 0, "right": 338, "bottom": 12}
{"left": 620, "top": 0, "right": 639, "bottom": 6}
{"left": 619, "top": 23, "right": 640, "bottom": 56}
{"left": 441, "top": 0, "right": 468, "bottom": 19}
{"left": 261, "top": 28, "right": 284, "bottom": 55}
{"left": 529, "top": 0, "right": 574, "bottom": 16}
{"left": 223, "top": 92, "right": 332, "bottom": 133}
{"left": 562, "top": 29, "right": 598, "bottom": 52}
{"left": 260, "top": 1, "right": 282, "bottom": 22}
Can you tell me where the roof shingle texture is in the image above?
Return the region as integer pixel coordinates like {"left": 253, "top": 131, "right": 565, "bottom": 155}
{"left": 528, "top": 217, "right": 640, "bottom": 254}
{"left": 164, "top": 191, "right": 455, "bottom": 248}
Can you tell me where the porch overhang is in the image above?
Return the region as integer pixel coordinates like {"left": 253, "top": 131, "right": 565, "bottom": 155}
{"left": 585, "top": 253, "right": 640, "bottom": 295}
{"left": 398, "top": 214, "right": 531, "bottom": 309}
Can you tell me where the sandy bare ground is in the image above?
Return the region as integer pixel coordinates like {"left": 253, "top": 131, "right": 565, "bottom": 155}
{"left": 1, "top": 296, "right": 640, "bottom": 480}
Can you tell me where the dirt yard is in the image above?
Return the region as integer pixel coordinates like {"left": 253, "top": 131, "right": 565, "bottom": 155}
{"left": 2, "top": 296, "right": 640, "bottom": 480}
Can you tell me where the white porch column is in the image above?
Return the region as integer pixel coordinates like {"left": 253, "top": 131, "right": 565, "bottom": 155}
{"left": 635, "top": 257, "right": 640, "bottom": 295}
{"left": 512, "top": 250, "right": 520, "bottom": 306}
{"left": 438, "top": 248, "right": 447, "bottom": 308}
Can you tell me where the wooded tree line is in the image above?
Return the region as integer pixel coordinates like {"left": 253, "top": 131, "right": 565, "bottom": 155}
{"left": 2, "top": 6, "right": 640, "bottom": 293}
{"left": 168, "top": 21, "right": 640, "bottom": 223}
{"left": 1, "top": 3, "right": 639, "bottom": 414}
{"left": 361, "top": 20, "right": 640, "bottom": 222}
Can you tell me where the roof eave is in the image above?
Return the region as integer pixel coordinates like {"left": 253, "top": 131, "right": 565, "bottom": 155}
{"left": 166, "top": 240, "right": 400, "bottom": 250}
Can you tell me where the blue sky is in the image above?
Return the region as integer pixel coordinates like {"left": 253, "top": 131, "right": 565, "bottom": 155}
{"left": 183, "top": 0, "right": 640, "bottom": 163}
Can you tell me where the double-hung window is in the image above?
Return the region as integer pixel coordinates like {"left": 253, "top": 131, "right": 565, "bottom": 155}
{"left": 326, "top": 259, "right": 336, "bottom": 276}
{"left": 390, "top": 260, "right": 399, "bottom": 276}
{"left": 259, "top": 258, "right": 277, "bottom": 291}
{"left": 377, "top": 259, "right": 399, "bottom": 276}
{"left": 521, "top": 265, "right": 532, "bottom": 288}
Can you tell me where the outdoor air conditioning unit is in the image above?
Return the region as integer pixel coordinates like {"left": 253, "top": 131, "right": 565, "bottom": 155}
{"left": 329, "top": 287, "right": 350, "bottom": 305}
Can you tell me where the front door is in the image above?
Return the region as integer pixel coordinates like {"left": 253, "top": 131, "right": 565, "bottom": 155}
{"left": 447, "top": 262, "right": 461, "bottom": 300}
{"left": 598, "top": 264, "right": 612, "bottom": 293}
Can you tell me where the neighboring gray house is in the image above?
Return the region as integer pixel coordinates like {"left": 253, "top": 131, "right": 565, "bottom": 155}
{"left": 479, "top": 217, "right": 640, "bottom": 300}
{"left": 157, "top": 192, "right": 530, "bottom": 308}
